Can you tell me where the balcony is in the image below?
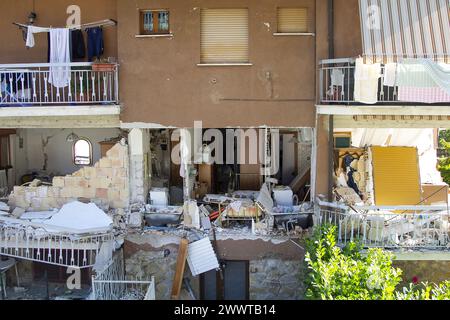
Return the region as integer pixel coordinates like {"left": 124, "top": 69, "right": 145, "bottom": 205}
{"left": 0, "top": 62, "right": 118, "bottom": 106}
{"left": 315, "top": 201, "right": 450, "bottom": 250}
{"left": 0, "top": 62, "right": 120, "bottom": 128}
{"left": 319, "top": 58, "right": 450, "bottom": 106}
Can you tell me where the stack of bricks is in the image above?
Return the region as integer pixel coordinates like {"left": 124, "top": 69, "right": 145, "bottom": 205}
{"left": 9, "top": 143, "right": 130, "bottom": 211}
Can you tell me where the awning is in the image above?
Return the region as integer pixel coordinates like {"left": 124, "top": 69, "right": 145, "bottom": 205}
{"left": 359, "top": 0, "right": 450, "bottom": 63}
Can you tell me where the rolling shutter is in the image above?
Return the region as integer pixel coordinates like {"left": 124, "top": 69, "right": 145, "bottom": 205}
{"left": 201, "top": 8, "right": 249, "bottom": 64}
{"left": 277, "top": 8, "right": 308, "bottom": 33}
{"left": 371, "top": 146, "right": 422, "bottom": 206}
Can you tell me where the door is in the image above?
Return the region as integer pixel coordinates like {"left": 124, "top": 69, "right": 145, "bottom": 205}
{"left": 200, "top": 260, "right": 249, "bottom": 300}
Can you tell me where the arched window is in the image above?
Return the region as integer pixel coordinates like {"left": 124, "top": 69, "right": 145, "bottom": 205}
{"left": 73, "top": 138, "right": 93, "bottom": 166}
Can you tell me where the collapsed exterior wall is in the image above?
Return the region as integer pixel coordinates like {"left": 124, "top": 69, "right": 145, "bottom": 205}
{"left": 8, "top": 143, "right": 130, "bottom": 211}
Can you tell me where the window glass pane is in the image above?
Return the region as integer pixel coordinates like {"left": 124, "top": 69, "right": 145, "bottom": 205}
{"left": 74, "top": 139, "right": 92, "bottom": 166}
{"left": 158, "top": 11, "right": 169, "bottom": 32}
{"left": 143, "top": 12, "right": 154, "bottom": 32}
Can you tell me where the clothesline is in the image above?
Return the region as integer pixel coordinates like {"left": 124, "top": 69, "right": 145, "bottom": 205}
{"left": 12, "top": 19, "right": 117, "bottom": 32}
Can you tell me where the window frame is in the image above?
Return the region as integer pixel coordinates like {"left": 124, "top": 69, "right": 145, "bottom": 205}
{"left": 139, "top": 9, "right": 171, "bottom": 35}
{"left": 334, "top": 132, "right": 352, "bottom": 149}
{"left": 72, "top": 138, "right": 93, "bottom": 167}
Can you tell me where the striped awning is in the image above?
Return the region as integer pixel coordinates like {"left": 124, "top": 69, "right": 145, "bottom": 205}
{"left": 359, "top": 0, "right": 450, "bottom": 63}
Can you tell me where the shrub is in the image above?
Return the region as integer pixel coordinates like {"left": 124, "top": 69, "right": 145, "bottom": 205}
{"left": 305, "top": 224, "right": 402, "bottom": 300}
{"left": 305, "top": 224, "right": 450, "bottom": 300}
{"left": 396, "top": 281, "right": 450, "bottom": 300}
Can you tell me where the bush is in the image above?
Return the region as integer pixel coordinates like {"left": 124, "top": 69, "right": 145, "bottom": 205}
{"left": 305, "top": 224, "right": 402, "bottom": 300}
{"left": 396, "top": 281, "right": 450, "bottom": 300}
{"left": 305, "top": 224, "right": 450, "bottom": 300}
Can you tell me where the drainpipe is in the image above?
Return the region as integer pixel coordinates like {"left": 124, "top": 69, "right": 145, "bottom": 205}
{"left": 327, "top": 0, "right": 335, "bottom": 201}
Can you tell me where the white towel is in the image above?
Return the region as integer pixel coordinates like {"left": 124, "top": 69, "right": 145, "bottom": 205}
{"left": 48, "top": 28, "right": 71, "bottom": 88}
{"left": 354, "top": 58, "right": 381, "bottom": 104}
{"left": 383, "top": 63, "right": 397, "bottom": 87}
{"left": 26, "top": 26, "right": 49, "bottom": 48}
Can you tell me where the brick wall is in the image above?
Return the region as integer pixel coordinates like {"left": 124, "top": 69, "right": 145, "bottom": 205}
{"left": 9, "top": 143, "right": 130, "bottom": 211}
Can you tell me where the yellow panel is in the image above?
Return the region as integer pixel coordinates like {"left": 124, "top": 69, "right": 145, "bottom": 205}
{"left": 201, "top": 9, "right": 249, "bottom": 63}
{"left": 278, "top": 8, "right": 308, "bottom": 33}
{"left": 371, "top": 146, "right": 422, "bottom": 206}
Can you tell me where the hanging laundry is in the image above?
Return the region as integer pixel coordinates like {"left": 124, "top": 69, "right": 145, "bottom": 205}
{"left": 331, "top": 69, "right": 344, "bottom": 87}
{"left": 397, "top": 59, "right": 450, "bottom": 103}
{"left": 354, "top": 57, "right": 381, "bottom": 104}
{"left": 398, "top": 87, "right": 450, "bottom": 104}
{"left": 71, "top": 29, "right": 86, "bottom": 60}
{"left": 26, "top": 26, "right": 49, "bottom": 48}
{"left": 48, "top": 28, "right": 71, "bottom": 88}
{"left": 383, "top": 63, "right": 397, "bottom": 87}
{"left": 86, "top": 27, "right": 104, "bottom": 61}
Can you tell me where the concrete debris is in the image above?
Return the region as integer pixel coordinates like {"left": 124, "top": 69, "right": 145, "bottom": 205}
{"left": 128, "top": 211, "right": 143, "bottom": 228}
{"left": 0, "top": 201, "right": 10, "bottom": 211}
{"left": 20, "top": 210, "right": 57, "bottom": 221}
{"left": 183, "top": 201, "right": 200, "bottom": 229}
{"left": 28, "top": 179, "right": 43, "bottom": 187}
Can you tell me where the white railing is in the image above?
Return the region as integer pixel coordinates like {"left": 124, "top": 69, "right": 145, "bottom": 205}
{"left": 0, "top": 222, "right": 114, "bottom": 268}
{"left": 92, "top": 250, "right": 156, "bottom": 300}
{"left": 318, "top": 58, "right": 448, "bottom": 105}
{"left": 314, "top": 201, "right": 450, "bottom": 249}
{"left": 0, "top": 62, "right": 119, "bottom": 106}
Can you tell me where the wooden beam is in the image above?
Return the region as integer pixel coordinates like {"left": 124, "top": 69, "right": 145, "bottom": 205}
{"left": 171, "top": 238, "right": 189, "bottom": 300}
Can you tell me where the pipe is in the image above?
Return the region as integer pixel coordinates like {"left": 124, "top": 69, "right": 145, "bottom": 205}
{"left": 327, "top": 0, "right": 335, "bottom": 201}
{"left": 328, "top": 0, "right": 335, "bottom": 59}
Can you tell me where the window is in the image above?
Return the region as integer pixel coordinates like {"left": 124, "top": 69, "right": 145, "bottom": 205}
{"left": 200, "top": 8, "right": 249, "bottom": 64}
{"left": 277, "top": 8, "right": 308, "bottom": 33}
{"left": 334, "top": 132, "right": 352, "bottom": 149}
{"left": 139, "top": 10, "right": 170, "bottom": 35}
{"left": 73, "top": 138, "right": 93, "bottom": 166}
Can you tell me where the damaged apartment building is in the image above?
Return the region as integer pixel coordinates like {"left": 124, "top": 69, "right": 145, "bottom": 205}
{"left": 0, "top": 0, "right": 450, "bottom": 300}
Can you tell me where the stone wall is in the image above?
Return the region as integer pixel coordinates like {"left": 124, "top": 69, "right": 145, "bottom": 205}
{"left": 8, "top": 143, "right": 130, "bottom": 211}
{"left": 394, "top": 260, "right": 450, "bottom": 286}
{"left": 249, "top": 259, "right": 305, "bottom": 300}
{"left": 124, "top": 232, "right": 199, "bottom": 300}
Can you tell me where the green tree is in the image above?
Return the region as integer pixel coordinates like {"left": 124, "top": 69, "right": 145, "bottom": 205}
{"left": 438, "top": 129, "right": 450, "bottom": 185}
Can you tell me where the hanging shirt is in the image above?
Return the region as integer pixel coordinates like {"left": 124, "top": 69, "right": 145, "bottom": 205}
{"left": 71, "top": 29, "right": 86, "bottom": 60}
{"left": 86, "top": 27, "right": 104, "bottom": 61}
{"left": 48, "top": 28, "right": 71, "bottom": 88}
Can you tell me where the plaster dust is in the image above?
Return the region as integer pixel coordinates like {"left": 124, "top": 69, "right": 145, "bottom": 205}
{"left": 44, "top": 201, "right": 113, "bottom": 233}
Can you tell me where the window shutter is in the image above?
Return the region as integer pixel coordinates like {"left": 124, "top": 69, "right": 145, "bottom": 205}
{"left": 277, "top": 8, "right": 308, "bottom": 33}
{"left": 201, "top": 9, "right": 249, "bottom": 64}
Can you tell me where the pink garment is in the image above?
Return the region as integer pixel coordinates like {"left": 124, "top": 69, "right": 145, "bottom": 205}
{"left": 398, "top": 86, "right": 450, "bottom": 104}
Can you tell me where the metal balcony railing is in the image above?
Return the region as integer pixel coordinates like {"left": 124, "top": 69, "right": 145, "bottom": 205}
{"left": 314, "top": 201, "right": 450, "bottom": 249}
{"left": 0, "top": 220, "right": 114, "bottom": 269}
{"left": 318, "top": 58, "right": 449, "bottom": 105}
{"left": 0, "top": 62, "right": 119, "bottom": 106}
{"left": 92, "top": 250, "right": 156, "bottom": 300}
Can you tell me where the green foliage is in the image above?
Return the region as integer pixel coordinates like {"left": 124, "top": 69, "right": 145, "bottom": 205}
{"left": 438, "top": 130, "right": 450, "bottom": 185}
{"left": 305, "top": 224, "right": 402, "bottom": 300}
{"left": 305, "top": 224, "right": 450, "bottom": 300}
{"left": 396, "top": 281, "right": 450, "bottom": 300}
